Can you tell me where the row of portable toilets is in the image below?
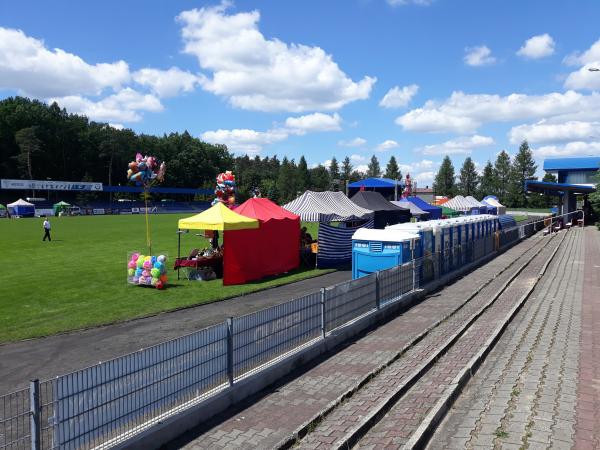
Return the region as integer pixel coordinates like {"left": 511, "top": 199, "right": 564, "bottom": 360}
{"left": 352, "top": 214, "right": 518, "bottom": 280}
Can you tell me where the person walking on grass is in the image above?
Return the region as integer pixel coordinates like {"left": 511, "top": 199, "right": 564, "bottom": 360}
{"left": 43, "top": 217, "right": 51, "bottom": 241}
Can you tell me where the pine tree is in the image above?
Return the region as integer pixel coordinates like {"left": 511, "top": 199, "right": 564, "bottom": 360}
{"left": 534, "top": 172, "right": 557, "bottom": 208}
{"left": 508, "top": 141, "right": 537, "bottom": 208}
{"left": 329, "top": 156, "right": 340, "bottom": 180}
{"left": 367, "top": 155, "right": 381, "bottom": 178}
{"left": 494, "top": 150, "right": 511, "bottom": 205}
{"left": 384, "top": 156, "right": 401, "bottom": 180}
{"left": 457, "top": 157, "right": 479, "bottom": 196}
{"left": 433, "top": 155, "right": 456, "bottom": 196}
{"left": 478, "top": 161, "right": 496, "bottom": 198}
{"left": 14, "top": 126, "right": 42, "bottom": 181}
{"left": 277, "top": 157, "right": 294, "bottom": 202}
{"left": 310, "top": 165, "right": 331, "bottom": 191}
{"left": 341, "top": 156, "right": 353, "bottom": 180}
{"left": 297, "top": 155, "right": 310, "bottom": 193}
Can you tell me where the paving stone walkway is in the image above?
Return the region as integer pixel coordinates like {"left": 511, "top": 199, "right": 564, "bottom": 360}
{"left": 428, "top": 227, "right": 586, "bottom": 450}
{"left": 574, "top": 227, "right": 600, "bottom": 450}
{"left": 167, "top": 234, "right": 548, "bottom": 449}
{"left": 350, "top": 226, "right": 565, "bottom": 449}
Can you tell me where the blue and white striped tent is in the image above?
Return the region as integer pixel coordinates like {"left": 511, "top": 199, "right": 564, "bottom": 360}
{"left": 317, "top": 219, "right": 374, "bottom": 268}
{"left": 283, "top": 190, "right": 374, "bottom": 222}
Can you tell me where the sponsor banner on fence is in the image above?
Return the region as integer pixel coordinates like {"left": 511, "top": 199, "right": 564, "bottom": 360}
{"left": 93, "top": 209, "right": 105, "bottom": 215}
{"left": 0, "top": 179, "right": 103, "bottom": 191}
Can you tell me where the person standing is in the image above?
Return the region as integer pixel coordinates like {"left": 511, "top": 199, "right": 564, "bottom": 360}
{"left": 43, "top": 218, "right": 51, "bottom": 241}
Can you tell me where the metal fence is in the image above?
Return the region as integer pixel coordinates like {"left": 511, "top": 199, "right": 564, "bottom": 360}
{"left": 1, "top": 211, "right": 579, "bottom": 450}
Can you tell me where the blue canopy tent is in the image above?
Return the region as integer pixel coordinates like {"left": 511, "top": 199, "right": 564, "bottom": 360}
{"left": 404, "top": 196, "right": 442, "bottom": 220}
{"left": 7, "top": 198, "right": 35, "bottom": 217}
{"left": 347, "top": 178, "right": 404, "bottom": 198}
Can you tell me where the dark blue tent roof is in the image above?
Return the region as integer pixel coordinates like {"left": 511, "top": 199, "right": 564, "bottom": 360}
{"left": 404, "top": 196, "right": 442, "bottom": 220}
{"left": 348, "top": 177, "right": 404, "bottom": 188}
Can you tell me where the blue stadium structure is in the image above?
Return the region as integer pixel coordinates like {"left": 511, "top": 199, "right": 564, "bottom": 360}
{"left": 526, "top": 157, "right": 599, "bottom": 216}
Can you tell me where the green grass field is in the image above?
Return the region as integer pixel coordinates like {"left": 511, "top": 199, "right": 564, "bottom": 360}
{"left": 0, "top": 214, "right": 331, "bottom": 343}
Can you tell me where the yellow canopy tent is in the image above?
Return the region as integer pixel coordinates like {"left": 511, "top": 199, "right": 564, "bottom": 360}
{"left": 176, "top": 203, "right": 259, "bottom": 280}
{"left": 178, "top": 202, "right": 259, "bottom": 230}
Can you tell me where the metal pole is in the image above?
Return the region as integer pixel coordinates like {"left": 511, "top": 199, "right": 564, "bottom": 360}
{"left": 30, "top": 379, "right": 41, "bottom": 450}
{"left": 411, "top": 243, "right": 416, "bottom": 290}
{"left": 226, "top": 317, "right": 234, "bottom": 386}
{"left": 320, "top": 288, "right": 326, "bottom": 338}
{"left": 375, "top": 272, "right": 381, "bottom": 309}
{"left": 177, "top": 230, "right": 181, "bottom": 281}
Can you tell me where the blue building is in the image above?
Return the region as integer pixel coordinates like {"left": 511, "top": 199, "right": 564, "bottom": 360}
{"left": 526, "top": 157, "right": 598, "bottom": 217}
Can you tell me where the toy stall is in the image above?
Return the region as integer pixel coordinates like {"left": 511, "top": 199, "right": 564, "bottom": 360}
{"left": 175, "top": 202, "right": 259, "bottom": 283}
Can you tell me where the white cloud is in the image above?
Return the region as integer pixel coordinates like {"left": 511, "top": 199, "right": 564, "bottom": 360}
{"left": 387, "top": 0, "right": 433, "bottom": 5}
{"left": 563, "top": 39, "right": 600, "bottom": 90}
{"left": 509, "top": 120, "right": 600, "bottom": 144}
{"left": 416, "top": 135, "right": 494, "bottom": 155}
{"left": 133, "top": 67, "right": 202, "bottom": 98}
{"left": 396, "top": 90, "right": 600, "bottom": 133}
{"left": 533, "top": 141, "right": 600, "bottom": 158}
{"left": 564, "top": 38, "right": 600, "bottom": 66}
{"left": 350, "top": 154, "right": 367, "bottom": 162}
{"left": 355, "top": 164, "right": 369, "bottom": 173}
{"left": 284, "top": 112, "right": 341, "bottom": 135}
{"left": 399, "top": 159, "right": 436, "bottom": 175}
{"left": 379, "top": 84, "right": 419, "bottom": 108}
{"left": 517, "top": 34, "right": 555, "bottom": 59}
{"left": 564, "top": 65, "right": 600, "bottom": 90}
{"left": 202, "top": 112, "right": 341, "bottom": 154}
{"left": 464, "top": 46, "right": 496, "bottom": 67}
{"left": 108, "top": 123, "right": 124, "bottom": 130}
{"left": 413, "top": 171, "right": 435, "bottom": 186}
{"left": 338, "top": 137, "right": 367, "bottom": 147}
{"left": 201, "top": 128, "right": 288, "bottom": 155}
{"left": 0, "top": 27, "right": 130, "bottom": 98}
{"left": 49, "top": 88, "right": 163, "bottom": 123}
{"left": 177, "top": 3, "right": 375, "bottom": 112}
{"left": 376, "top": 139, "right": 399, "bottom": 151}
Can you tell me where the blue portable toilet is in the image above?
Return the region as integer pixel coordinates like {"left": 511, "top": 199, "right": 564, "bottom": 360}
{"left": 427, "top": 219, "right": 454, "bottom": 274}
{"left": 386, "top": 222, "right": 434, "bottom": 258}
{"left": 352, "top": 228, "right": 420, "bottom": 279}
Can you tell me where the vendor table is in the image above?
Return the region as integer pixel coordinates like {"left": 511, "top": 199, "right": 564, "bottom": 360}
{"left": 173, "top": 256, "right": 223, "bottom": 279}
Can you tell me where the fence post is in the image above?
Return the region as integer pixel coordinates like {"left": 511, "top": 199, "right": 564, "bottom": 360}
{"left": 320, "top": 288, "right": 326, "bottom": 338}
{"left": 30, "top": 379, "right": 41, "bottom": 450}
{"left": 375, "top": 272, "right": 381, "bottom": 309}
{"left": 226, "top": 317, "right": 234, "bottom": 386}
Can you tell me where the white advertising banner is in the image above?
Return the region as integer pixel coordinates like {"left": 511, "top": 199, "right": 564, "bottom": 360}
{"left": 0, "top": 179, "right": 103, "bottom": 191}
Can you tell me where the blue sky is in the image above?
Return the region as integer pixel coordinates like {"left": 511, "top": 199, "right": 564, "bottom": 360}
{"left": 2, "top": 0, "right": 600, "bottom": 186}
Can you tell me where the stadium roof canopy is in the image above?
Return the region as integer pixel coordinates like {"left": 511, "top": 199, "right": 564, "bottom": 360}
{"left": 543, "top": 157, "right": 600, "bottom": 171}
{"left": 525, "top": 180, "right": 596, "bottom": 196}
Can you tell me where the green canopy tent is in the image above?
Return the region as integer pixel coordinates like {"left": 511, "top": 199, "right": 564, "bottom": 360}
{"left": 0, "top": 204, "right": 6, "bottom": 217}
{"left": 53, "top": 201, "right": 71, "bottom": 216}
{"left": 441, "top": 205, "right": 461, "bottom": 218}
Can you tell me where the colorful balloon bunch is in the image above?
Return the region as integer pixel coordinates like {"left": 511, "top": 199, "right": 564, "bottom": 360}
{"left": 127, "top": 153, "right": 166, "bottom": 187}
{"left": 211, "top": 171, "right": 236, "bottom": 207}
{"left": 127, "top": 253, "right": 168, "bottom": 289}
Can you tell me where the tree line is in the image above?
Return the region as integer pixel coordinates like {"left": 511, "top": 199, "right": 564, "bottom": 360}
{"left": 1, "top": 96, "right": 553, "bottom": 208}
{"left": 432, "top": 142, "right": 554, "bottom": 208}
{"left": 0, "top": 97, "right": 401, "bottom": 204}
